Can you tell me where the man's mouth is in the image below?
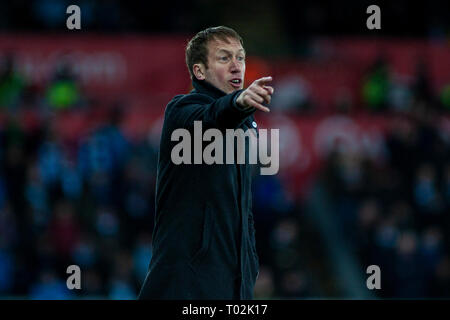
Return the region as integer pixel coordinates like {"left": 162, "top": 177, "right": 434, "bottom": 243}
{"left": 229, "top": 78, "right": 242, "bottom": 88}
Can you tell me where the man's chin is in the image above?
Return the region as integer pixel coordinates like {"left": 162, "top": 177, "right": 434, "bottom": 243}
{"left": 217, "top": 83, "right": 242, "bottom": 94}
{"left": 223, "top": 88, "right": 236, "bottom": 94}
{"left": 227, "top": 86, "right": 243, "bottom": 94}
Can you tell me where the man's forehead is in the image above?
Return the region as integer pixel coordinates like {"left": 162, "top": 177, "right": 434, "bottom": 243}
{"left": 208, "top": 38, "right": 244, "bottom": 53}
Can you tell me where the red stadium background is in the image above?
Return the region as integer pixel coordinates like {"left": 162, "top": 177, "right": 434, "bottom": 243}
{"left": 1, "top": 35, "right": 449, "bottom": 200}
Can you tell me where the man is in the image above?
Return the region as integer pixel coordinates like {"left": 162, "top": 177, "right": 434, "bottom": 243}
{"left": 138, "top": 26, "right": 274, "bottom": 300}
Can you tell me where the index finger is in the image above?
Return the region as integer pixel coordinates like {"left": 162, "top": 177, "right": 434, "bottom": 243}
{"left": 263, "top": 85, "right": 274, "bottom": 95}
{"left": 254, "top": 76, "right": 273, "bottom": 85}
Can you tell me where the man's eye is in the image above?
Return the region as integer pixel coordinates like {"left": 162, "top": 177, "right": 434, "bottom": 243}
{"left": 220, "top": 56, "right": 229, "bottom": 61}
{"left": 237, "top": 56, "right": 245, "bottom": 61}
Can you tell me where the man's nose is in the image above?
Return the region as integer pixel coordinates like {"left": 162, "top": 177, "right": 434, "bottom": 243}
{"left": 230, "top": 58, "right": 241, "bottom": 72}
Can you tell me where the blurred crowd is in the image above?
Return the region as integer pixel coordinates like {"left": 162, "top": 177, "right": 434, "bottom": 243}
{"left": 0, "top": 52, "right": 158, "bottom": 298}
{"left": 361, "top": 56, "right": 450, "bottom": 113}
{"left": 0, "top": 108, "right": 159, "bottom": 298}
{"left": 321, "top": 107, "right": 450, "bottom": 297}
{"left": 318, "top": 52, "right": 450, "bottom": 298}
{"left": 1, "top": 37, "right": 450, "bottom": 299}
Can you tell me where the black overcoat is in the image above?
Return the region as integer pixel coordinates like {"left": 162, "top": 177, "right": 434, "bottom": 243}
{"left": 138, "top": 78, "right": 260, "bottom": 300}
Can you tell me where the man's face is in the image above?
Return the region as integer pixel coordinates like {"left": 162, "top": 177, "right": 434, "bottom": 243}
{"left": 200, "top": 37, "right": 246, "bottom": 94}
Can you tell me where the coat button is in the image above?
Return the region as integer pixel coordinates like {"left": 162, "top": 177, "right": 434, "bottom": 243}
{"left": 252, "top": 121, "right": 257, "bottom": 128}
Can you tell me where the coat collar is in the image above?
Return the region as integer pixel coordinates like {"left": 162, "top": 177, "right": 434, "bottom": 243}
{"left": 191, "top": 78, "right": 227, "bottom": 99}
{"left": 191, "top": 77, "right": 256, "bottom": 130}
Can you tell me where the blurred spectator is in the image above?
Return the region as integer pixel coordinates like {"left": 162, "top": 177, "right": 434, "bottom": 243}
{"left": 25, "top": 162, "right": 50, "bottom": 229}
{"left": 1, "top": 116, "right": 28, "bottom": 218}
{"left": 413, "top": 163, "right": 443, "bottom": 221}
{"left": 270, "top": 218, "right": 301, "bottom": 279}
{"left": 72, "top": 232, "right": 98, "bottom": 269}
{"left": 388, "top": 74, "right": 413, "bottom": 112}
{"left": 0, "top": 204, "right": 18, "bottom": 248}
{"left": 334, "top": 87, "right": 354, "bottom": 114}
{"left": 441, "top": 83, "right": 450, "bottom": 111}
{"left": 362, "top": 56, "right": 391, "bottom": 112}
{"left": 38, "top": 134, "right": 64, "bottom": 187}
{"left": 132, "top": 233, "right": 152, "bottom": 284}
{"left": 432, "top": 256, "right": 450, "bottom": 296}
{"left": 393, "top": 231, "right": 426, "bottom": 298}
{"left": 81, "top": 268, "right": 104, "bottom": 299}
{"left": 279, "top": 269, "right": 310, "bottom": 298}
{"left": 254, "top": 265, "right": 275, "bottom": 299}
{"left": 0, "top": 53, "right": 26, "bottom": 109}
{"left": 0, "top": 245, "right": 15, "bottom": 294}
{"left": 443, "top": 164, "right": 450, "bottom": 207}
{"left": 108, "top": 278, "right": 136, "bottom": 300}
{"left": 34, "top": 234, "right": 59, "bottom": 277}
{"left": 108, "top": 250, "right": 137, "bottom": 300}
{"left": 45, "top": 58, "right": 82, "bottom": 110}
{"left": 95, "top": 206, "right": 120, "bottom": 238}
{"left": 29, "top": 269, "right": 74, "bottom": 300}
{"left": 412, "top": 59, "right": 434, "bottom": 107}
{"left": 419, "top": 227, "right": 444, "bottom": 276}
{"left": 271, "top": 75, "right": 313, "bottom": 113}
{"left": 61, "top": 159, "right": 83, "bottom": 200}
{"left": 354, "top": 198, "right": 380, "bottom": 264}
{"left": 48, "top": 200, "right": 80, "bottom": 259}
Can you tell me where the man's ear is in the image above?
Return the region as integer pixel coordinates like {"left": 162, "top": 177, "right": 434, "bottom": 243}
{"left": 193, "top": 63, "right": 206, "bottom": 80}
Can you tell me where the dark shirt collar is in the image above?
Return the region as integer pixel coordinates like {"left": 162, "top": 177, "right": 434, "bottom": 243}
{"left": 191, "top": 77, "right": 227, "bottom": 99}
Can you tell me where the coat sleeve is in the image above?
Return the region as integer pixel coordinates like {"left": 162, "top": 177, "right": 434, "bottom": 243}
{"left": 248, "top": 209, "right": 258, "bottom": 259}
{"left": 168, "top": 90, "right": 256, "bottom": 130}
